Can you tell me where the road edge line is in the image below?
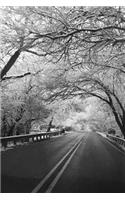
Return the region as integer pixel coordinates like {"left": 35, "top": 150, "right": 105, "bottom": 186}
{"left": 97, "top": 132, "right": 125, "bottom": 155}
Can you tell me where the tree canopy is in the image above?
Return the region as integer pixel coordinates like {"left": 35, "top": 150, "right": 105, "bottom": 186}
{"left": 1, "top": 6, "right": 125, "bottom": 137}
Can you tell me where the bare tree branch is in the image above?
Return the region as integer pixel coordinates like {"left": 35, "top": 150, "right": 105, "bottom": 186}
{"left": 1, "top": 72, "right": 31, "bottom": 81}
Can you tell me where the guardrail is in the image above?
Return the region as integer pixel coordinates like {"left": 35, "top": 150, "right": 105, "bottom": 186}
{"left": 107, "top": 134, "right": 125, "bottom": 149}
{"left": 0, "top": 130, "right": 64, "bottom": 148}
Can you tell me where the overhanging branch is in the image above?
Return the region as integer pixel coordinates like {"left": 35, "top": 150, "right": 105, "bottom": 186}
{"left": 1, "top": 72, "right": 31, "bottom": 81}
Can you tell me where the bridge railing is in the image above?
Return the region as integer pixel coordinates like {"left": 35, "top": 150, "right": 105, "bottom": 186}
{"left": 107, "top": 134, "right": 125, "bottom": 149}
{"left": 0, "top": 130, "right": 64, "bottom": 148}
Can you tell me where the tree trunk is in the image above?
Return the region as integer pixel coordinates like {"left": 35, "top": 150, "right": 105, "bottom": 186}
{"left": 25, "top": 120, "right": 32, "bottom": 135}
{"left": 8, "top": 124, "right": 16, "bottom": 136}
{"left": 121, "top": 112, "right": 125, "bottom": 139}
{"left": 1, "top": 49, "right": 21, "bottom": 79}
{"left": 111, "top": 107, "right": 125, "bottom": 138}
{"left": 47, "top": 117, "right": 53, "bottom": 132}
{"left": 107, "top": 94, "right": 125, "bottom": 138}
{"left": 1, "top": 115, "right": 7, "bottom": 137}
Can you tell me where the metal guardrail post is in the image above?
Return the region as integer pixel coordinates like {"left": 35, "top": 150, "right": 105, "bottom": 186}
{"left": 107, "top": 134, "right": 125, "bottom": 149}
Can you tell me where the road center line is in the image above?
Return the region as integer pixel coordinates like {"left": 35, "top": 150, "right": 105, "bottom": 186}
{"left": 31, "top": 136, "right": 83, "bottom": 193}
{"left": 45, "top": 139, "right": 83, "bottom": 193}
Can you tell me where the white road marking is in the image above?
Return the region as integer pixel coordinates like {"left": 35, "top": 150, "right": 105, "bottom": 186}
{"left": 105, "top": 137, "right": 125, "bottom": 155}
{"left": 31, "top": 136, "right": 83, "bottom": 193}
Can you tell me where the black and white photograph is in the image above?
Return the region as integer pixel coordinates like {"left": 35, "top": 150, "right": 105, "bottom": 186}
{"left": 0, "top": 5, "right": 125, "bottom": 194}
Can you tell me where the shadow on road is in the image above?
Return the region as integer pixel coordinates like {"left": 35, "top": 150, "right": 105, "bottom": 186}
{"left": 1, "top": 175, "right": 40, "bottom": 193}
{"left": 2, "top": 175, "right": 125, "bottom": 193}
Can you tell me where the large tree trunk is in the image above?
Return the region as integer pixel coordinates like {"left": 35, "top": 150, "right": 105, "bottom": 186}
{"left": 106, "top": 93, "right": 125, "bottom": 138}
{"left": 111, "top": 107, "right": 125, "bottom": 138}
{"left": 121, "top": 113, "right": 125, "bottom": 139}
{"left": 121, "top": 128, "right": 125, "bottom": 139}
{"left": 1, "top": 49, "right": 21, "bottom": 79}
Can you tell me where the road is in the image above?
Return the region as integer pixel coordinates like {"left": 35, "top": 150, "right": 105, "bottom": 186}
{"left": 1, "top": 131, "right": 125, "bottom": 193}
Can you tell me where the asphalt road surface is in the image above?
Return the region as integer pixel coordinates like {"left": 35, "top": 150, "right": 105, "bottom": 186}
{"left": 1, "top": 131, "right": 125, "bottom": 193}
